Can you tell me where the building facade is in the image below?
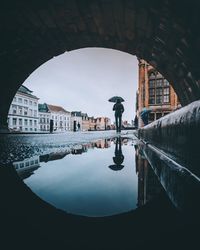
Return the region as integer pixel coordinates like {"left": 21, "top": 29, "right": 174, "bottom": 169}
{"left": 47, "top": 104, "right": 71, "bottom": 132}
{"left": 38, "top": 103, "right": 51, "bottom": 132}
{"left": 8, "top": 85, "right": 39, "bottom": 132}
{"left": 71, "top": 111, "right": 82, "bottom": 131}
{"left": 88, "top": 116, "right": 96, "bottom": 131}
{"left": 95, "top": 117, "right": 111, "bottom": 130}
{"left": 81, "top": 113, "right": 90, "bottom": 131}
{"left": 136, "top": 59, "right": 181, "bottom": 127}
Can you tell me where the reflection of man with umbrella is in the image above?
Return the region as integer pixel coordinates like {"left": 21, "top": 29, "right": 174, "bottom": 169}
{"left": 109, "top": 137, "right": 124, "bottom": 171}
{"left": 109, "top": 96, "right": 124, "bottom": 133}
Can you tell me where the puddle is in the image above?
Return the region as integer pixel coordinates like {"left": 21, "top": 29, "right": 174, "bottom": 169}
{"left": 12, "top": 137, "right": 162, "bottom": 217}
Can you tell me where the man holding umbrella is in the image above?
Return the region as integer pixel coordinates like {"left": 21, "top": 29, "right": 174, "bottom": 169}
{"left": 109, "top": 96, "right": 124, "bottom": 133}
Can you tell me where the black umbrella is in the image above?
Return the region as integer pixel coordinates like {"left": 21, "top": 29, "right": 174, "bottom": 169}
{"left": 108, "top": 164, "right": 124, "bottom": 171}
{"left": 108, "top": 96, "right": 125, "bottom": 103}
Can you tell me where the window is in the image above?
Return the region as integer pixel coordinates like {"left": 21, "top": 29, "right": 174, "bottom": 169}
{"left": 34, "top": 110, "right": 37, "bottom": 117}
{"left": 13, "top": 97, "right": 17, "bottom": 102}
{"left": 34, "top": 120, "right": 37, "bottom": 126}
{"left": 13, "top": 118, "right": 17, "bottom": 125}
{"left": 149, "top": 113, "right": 155, "bottom": 123}
{"left": 156, "top": 113, "right": 162, "bottom": 120}
{"left": 24, "top": 99, "right": 28, "bottom": 105}
{"left": 29, "top": 100, "right": 32, "bottom": 105}
{"left": 149, "top": 76, "right": 170, "bottom": 105}
{"left": 18, "top": 107, "right": 23, "bottom": 115}
{"left": 25, "top": 128, "right": 28, "bottom": 131}
{"left": 20, "top": 163, "right": 24, "bottom": 168}
{"left": 34, "top": 102, "right": 37, "bottom": 106}
{"left": 29, "top": 120, "right": 32, "bottom": 126}
{"left": 19, "top": 119, "right": 22, "bottom": 125}
{"left": 18, "top": 98, "right": 22, "bottom": 103}
{"left": 25, "top": 161, "right": 29, "bottom": 167}
{"left": 12, "top": 105, "right": 17, "bottom": 114}
{"left": 164, "top": 79, "right": 170, "bottom": 86}
{"left": 24, "top": 107, "right": 28, "bottom": 116}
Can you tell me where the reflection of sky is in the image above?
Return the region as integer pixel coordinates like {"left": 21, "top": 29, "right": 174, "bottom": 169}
{"left": 24, "top": 142, "right": 137, "bottom": 217}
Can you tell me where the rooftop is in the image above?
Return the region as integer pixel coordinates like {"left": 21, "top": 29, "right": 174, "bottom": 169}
{"left": 47, "top": 104, "right": 70, "bottom": 114}
{"left": 71, "top": 111, "right": 82, "bottom": 117}
{"left": 38, "top": 103, "right": 50, "bottom": 113}
{"left": 17, "top": 85, "right": 39, "bottom": 99}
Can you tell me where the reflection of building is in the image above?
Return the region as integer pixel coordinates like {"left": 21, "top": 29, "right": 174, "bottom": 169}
{"left": 95, "top": 139, "right": 111, "bottom": 148}
{"left": 38, "top": 103, "right": 51, "bottom": 131}
{"left": 122, "top": 120, "right": 132, "bottom": 128}
{"left": 40, "top": 150, "right": 70, "bottom": 162}
{"left": 95, "top": 117, "right": 111, "bottom": 130}
{"left": 48, "top": 104, "right": 71, "bottom": 131}
{"left": 8, "top": 85, "right": 39, "bottom": 132}
{"left": 71, "top": 145, "right": 88, "bottom": 154}
{"left": 13, "top": 156, "right": 40, "bottom": 179}
{"left": 135, "top": 145, "right": 162, "bottom": 207}
{"left": 136, "top": 59, "right": 181, "bottom": 127}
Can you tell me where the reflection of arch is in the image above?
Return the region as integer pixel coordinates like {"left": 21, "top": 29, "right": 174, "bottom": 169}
{"left": 1, "top": 1, "right": 200, "bottom": 129}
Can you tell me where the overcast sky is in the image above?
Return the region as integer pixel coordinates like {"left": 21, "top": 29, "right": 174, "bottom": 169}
{"left": 24, "top": 48, "right": 138, "bottom": 123}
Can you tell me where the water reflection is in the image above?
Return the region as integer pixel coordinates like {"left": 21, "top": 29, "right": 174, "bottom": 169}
{"left": 109, "top": 137, "right": 124, "bottom": 171}
{"left": 12, "top": 137, "right": 163, "bottom": 217}
{"left": 134, "top": 145, "right": 162, "bottom": 207}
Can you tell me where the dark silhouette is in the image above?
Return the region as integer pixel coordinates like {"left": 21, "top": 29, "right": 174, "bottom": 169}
{"left": 77, "top": 122, "right": 81, "bottom": 131}
{"left": 109, "top": 137, "right": 124, "bottom": 171}
{"left": 73, "top": 121, "right": 76, "bottom": 132}
{"left": 113, "top": 99, "right": 124, "bottom": 133}
{"left": 50, "top": 119, "right": 54, "bottom": 133}
{"left": 134, "top": 115, "right": 138, "bottom": 129}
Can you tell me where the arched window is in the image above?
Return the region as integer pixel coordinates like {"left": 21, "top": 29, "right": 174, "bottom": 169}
{"left": 149, "top": 73, "right": 170, "bottom": 105}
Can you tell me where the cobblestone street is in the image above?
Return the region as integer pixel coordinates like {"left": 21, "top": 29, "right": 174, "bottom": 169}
{"left": 0, "top": 130, "right": 137, "bottom": 165}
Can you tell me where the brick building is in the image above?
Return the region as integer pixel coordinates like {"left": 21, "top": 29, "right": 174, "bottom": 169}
{"left": 136, "top": 59, "right": 181, "bottom": 127}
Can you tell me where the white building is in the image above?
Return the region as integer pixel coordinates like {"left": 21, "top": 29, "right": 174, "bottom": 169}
{"left": 71, "top": 111, "right": 82, "bottom": 131}
{"left": 13, "top": 155, "right": 40, "bottom": 179}
{"left": 8, "top": 85, "right": 39, "bottom": 132}
{"left": 38, "top": 103, "right": 51, "bottom": 132}
{"left": 47, "top": 104, "right": 71, "bottom": 132}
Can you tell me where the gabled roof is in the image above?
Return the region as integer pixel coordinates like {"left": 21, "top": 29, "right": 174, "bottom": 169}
{"left": 38, "top": 103, "right": 50, "bottom": 113}
{"left": 17, "top": 85, "right": 39, "bottom": 99}
{"left": 71, "top": 111, "right": 82, "bottom": 117}
{"left": 47, "top": 104, "right": 70, "bottom": 114}
{"left": 18, "top": 85, "right": 33, "bottom": 94}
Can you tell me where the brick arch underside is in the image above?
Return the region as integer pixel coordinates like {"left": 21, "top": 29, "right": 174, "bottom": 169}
{"left": 0, "top": 0, "right": 200, "bottom": 125}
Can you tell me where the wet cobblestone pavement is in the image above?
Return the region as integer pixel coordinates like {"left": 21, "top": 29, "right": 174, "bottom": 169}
{"left": 0, "top": 130, "right": 137, "bottom": 165}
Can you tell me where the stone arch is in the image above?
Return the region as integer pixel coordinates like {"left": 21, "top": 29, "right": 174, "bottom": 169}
{"left": 0, "top": 0, "right": 200, "bottom": 129}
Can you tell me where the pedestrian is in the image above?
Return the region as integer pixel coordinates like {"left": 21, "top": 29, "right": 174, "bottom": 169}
{"left": 113, "top": 99, "right": 124, "bottom": 133}
{"left": 77, "top": 122, "right": 81, "bottom": 131}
